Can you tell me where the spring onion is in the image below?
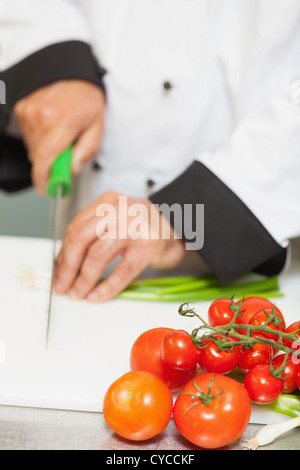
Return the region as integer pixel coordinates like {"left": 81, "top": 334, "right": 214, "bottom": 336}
{"left": 245, "top": 416, "right": 300, "bottom": 450}
{"left": 117, "top": 274, "right": 282, "bottom": 302}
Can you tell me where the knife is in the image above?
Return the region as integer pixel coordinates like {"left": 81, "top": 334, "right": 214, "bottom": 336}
{"left": 46, "top": 145, "right": 73, "bottom": 347}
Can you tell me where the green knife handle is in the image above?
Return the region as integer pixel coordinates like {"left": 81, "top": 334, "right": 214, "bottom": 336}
{"left": 47, "top": 146, "right": 73, "bottom": 198}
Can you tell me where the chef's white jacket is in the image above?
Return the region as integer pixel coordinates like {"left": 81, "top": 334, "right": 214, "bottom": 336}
{"left": 0, "top": 0, "right": 299, "bottom": 283}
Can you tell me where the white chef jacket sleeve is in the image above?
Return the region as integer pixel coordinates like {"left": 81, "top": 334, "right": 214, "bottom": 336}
{"left": 0, "top": 0, "right": 106, "bottom": 131}
{"left": 150, "top": 81, "right": 300, "bottom": 284}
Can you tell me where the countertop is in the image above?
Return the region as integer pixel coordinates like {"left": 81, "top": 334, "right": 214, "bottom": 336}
{"left": 0, "top": 405, "right": 299, "bottom": 451}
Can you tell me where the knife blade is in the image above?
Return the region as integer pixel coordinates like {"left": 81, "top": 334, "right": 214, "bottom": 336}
{"left": 46, "top": 146, "right": 73, "bottom": 347}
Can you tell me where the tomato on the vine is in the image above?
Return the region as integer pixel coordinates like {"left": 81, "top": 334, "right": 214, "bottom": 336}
{"left": 237, "top": 297, "right": 280, "bottom": 325}
{"left": 243, "top": 364, "right": 283, "bottom": 404}
{"left": 283, "top": 321, "right": 300, "bottom": 351}
{"left": 198, "top": 334, "right": 240, "bottom": 375}
{"left": 173, "top": 373, "right": 251, "bottom": 449}
{"left": 208, "top": 298, "right": 242, "bottom": 328}
{"left": 249, "top": 307, "right": 285, "bottom": 342}
{"left": 103, "top": 370, "right": 173, "bottom": 441}
{"left": 238, "top": 340, "right": 273, "bottom": 374}
{"left": 161, "top": 329, "right": 201, "bottom": 370}
{"left": 272, "top": 354, "right": 300, "bottom": 393}
{"left": 130, "top": 327, "right": 196, "bottom": 391}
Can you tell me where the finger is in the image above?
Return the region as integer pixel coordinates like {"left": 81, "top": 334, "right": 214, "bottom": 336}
{"left": 30, "top": 124, "right": 77, "bottom": 194}
{"left": 72, "top": 120, "right": 103, "bottom": 175}
{"left": 68, "top": 237, "right": 127, "bottom": 300}
{"left": 53, "top": 215, "right": 101, "bottom": 293}
{"left": 86, "top": 247, "right": 149, "bottom": 303}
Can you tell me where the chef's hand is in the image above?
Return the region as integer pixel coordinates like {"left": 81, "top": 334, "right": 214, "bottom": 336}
{"left": 53, "top": 191, "right": 187, "bottom": 302}
{"left": 14, "top": 80, "right": 105, "bottom": 194}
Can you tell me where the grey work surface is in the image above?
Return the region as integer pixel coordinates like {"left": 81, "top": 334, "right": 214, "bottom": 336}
{"left": 0, "top": 405, "right": 299, "bottom": 450}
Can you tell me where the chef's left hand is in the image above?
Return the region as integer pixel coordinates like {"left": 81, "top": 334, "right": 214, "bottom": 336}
{"left": 54, "top": 191, "right": 188, "bottom": 302}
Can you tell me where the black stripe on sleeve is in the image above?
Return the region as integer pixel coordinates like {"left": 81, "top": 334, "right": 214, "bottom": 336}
{"left": 149, "top": 161, "right": 287, "bottom": 284}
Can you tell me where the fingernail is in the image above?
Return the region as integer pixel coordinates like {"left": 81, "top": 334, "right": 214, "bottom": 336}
{"left": 68, "top": 288, "right": 80, "bottom": 300}
{"left": 87, "top": 292, "right": 99, "bottom": 302}
{"left": 53, "top": 279, "right": 63, "bottom": 292}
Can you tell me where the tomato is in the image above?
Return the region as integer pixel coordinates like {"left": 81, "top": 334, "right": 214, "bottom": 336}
{"left": 238, "top": 297, "right": 279, "bottom": 325}
{"left": 297, "top": 370, "right": 300, "bottom": 390}
{"left": 198, "top": 334, "right": 240, "bottom": 375}
{"left": 283, "top": 321, "right": 300, "bottom": 351}
{"left": 130, "top": 328, "right": 196, "bottom": 391}
{"left": 243, "top": 364, "right": 283, "bottom": 404}
{"left": 161, "top": 329, "right": 201, "bottom": 370}
{"left": 249, "top": 307, "right": 285, "bottom": 342}
{"left": 173, "top": 373, "right": 251, "bottom": 449}
{"left": 272, "top": 354, "right": 300, "bottom": 393}
{"left": 238, "top": 340, "right": 273, "bottom": 374}
{"left": 208, "top": 298, "right": 242, "bottom": 328}
{"left": 103, "top": 370, "right": 173, "bottom": 441}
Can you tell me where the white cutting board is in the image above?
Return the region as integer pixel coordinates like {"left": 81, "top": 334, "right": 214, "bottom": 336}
{"left": 0, "top": 235, "right": 299, "bottom": 424}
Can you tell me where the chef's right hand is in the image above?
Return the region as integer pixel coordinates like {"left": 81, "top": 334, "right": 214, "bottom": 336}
{"left": 14, "top": 80, "right": 105, "bottom": 194}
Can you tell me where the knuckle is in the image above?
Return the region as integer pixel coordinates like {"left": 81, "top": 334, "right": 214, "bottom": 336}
{"left": 101, "top": 190, "right": 118, "bottom": 200}
{"left": 66, "top": 223, "right": 82, "bottom": 245}
{"left": 116, "top": 263, "right": 134, "bottom": 280}
{"left": 36, "top": 104, "right": 55, "bottom": 122}
{"left": 87, "top": 243, "right": 104, "bottom": 261}
{"left": 14, "top": 100, "right": 25, "bottom": 117}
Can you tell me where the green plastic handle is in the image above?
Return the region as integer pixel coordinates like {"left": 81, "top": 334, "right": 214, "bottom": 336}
{"left": 47, "top": 146, "right": 73, "bottom": 198}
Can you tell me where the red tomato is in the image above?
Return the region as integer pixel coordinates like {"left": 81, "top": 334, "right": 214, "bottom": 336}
{"left": 244, "top": 364, "right": 283, "bottom": 404}
{"left": 238, "top": 340, "right": 273, "bottom": 374}
{"left": 208, "top": 298, "right": 242, "bottom": 328}
{"left": 198, "top": 334, "right": 240, "bottom": 375}
{"left": 283, "top": 321, "right": 300, "bottom": 351}
{"left": 249, "top": 308, "right": 285, "bottom": 342}
{"left": 238, "top": 297, "right": 280, "bottom": 325}
{"left": 130, "top": 328, "right": 196, "bottom": 391}
{"left": 161, "top": 329, "right": 201, "bottom": 370}
{"left": 103, "top": 371, "right": 173, "bottom": 441}
{"left": 173, "top": 373, "right": 251, "bottom": 449}
{"left": 297, "top": 370, "right": 300, "bottom": 390}
{"left": 272, "top": 354, "right": 300, "bottom": 393}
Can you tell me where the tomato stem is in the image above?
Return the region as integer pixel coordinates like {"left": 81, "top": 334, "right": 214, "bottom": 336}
{"left": 182, "top": 375, "right": 224, "bottom": 412}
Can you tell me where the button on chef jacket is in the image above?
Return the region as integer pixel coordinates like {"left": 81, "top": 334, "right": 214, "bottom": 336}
{"left": 0, "top": 0, "right": 299, "bottom": 284}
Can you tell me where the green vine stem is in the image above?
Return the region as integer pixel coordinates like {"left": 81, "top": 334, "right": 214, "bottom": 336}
{"left": 178, "top": 301, "right": 300, "bottom": 380}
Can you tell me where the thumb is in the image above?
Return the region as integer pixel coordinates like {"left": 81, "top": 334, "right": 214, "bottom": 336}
{"left": 72, "top": 121, "right": 103, "bottom": 175}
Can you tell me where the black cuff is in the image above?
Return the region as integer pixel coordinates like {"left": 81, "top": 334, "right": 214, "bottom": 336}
{"left": 0, "top": 40, "right": 107, "bottom": 132}
{"left": 0, "top": 136, "right": 31, "bottom": 192}
{"left": 149, "top": 161, "right": 287, "bottom": 284}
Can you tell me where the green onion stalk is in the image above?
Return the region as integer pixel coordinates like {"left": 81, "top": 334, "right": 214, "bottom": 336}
{"left": 116, "top": 274, "right": 282, "bottom": 302}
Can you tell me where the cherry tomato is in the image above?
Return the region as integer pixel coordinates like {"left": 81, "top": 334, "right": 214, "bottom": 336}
{"left": 249, "top": 307, "right": 285, "bottom": 342}
{"left": 161, "top": 329, "right": 201, "bottom": 370}
{"left": 238, "top": 297, "right": 280, "bottom": 325}
{"left": 198, "top": 334, "right": 240, "bottom": 375}
{"left": 208, "top": 298, "right": 242, "bottom": 328}
{"left": 238, "top": 340, "right": 273, "bottom": 374}
{"left": 173, "top": 373, "right": 251, "bottom": 449}
{"left": 103, "top": 370, "right": 173, "bottom": 441}
{"left": 283, "top": 321, "right": 300, "bottom": 351}
{"left": 272, "top": 354, "right": 300, "bottom": 393}
{"left": 243, "top": 364, "right": 283, "bottom": 404}
{"left": 130, "top": 328, "right": 196, "bottom": 391}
